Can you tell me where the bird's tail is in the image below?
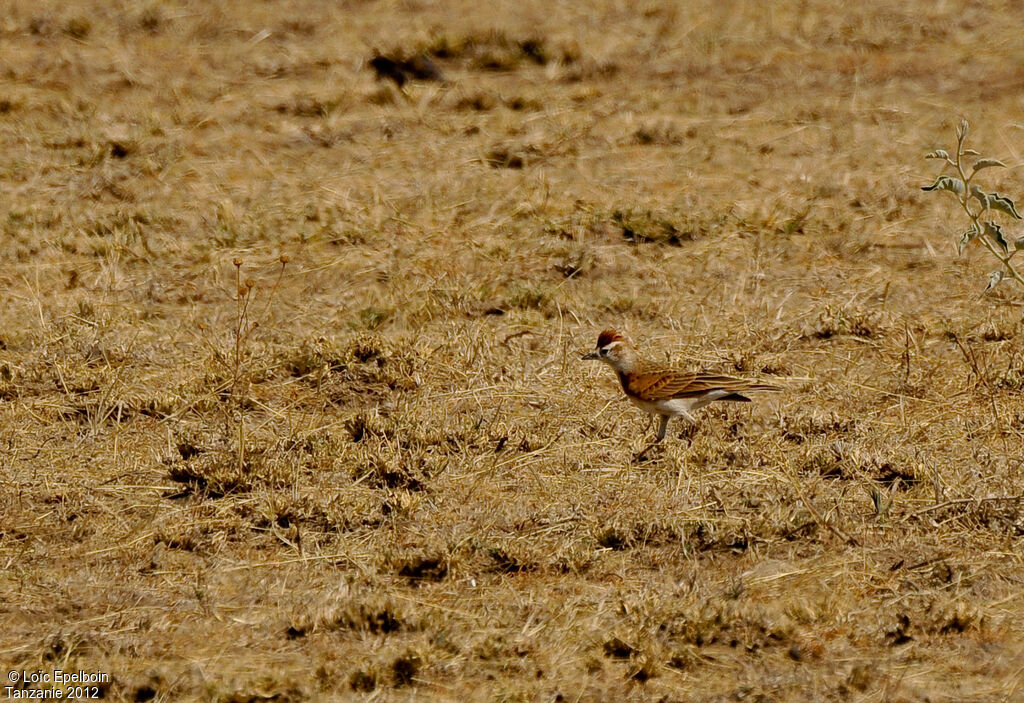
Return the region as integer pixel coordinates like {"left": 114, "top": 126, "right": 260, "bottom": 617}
{"left": 719, "top": 393, "right": 752, "bottom": 402}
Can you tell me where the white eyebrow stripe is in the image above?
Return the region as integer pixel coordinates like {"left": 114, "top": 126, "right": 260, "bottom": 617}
{"left": 602, "top": 340, "right": 624, "bottom": 351}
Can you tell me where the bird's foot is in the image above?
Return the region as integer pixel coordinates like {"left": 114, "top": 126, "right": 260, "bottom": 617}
{"left": 678, "top": 421, "right": 700, "bottom": 443}
{"left": 634, "top": 442, "right": 664, "bottom": 463}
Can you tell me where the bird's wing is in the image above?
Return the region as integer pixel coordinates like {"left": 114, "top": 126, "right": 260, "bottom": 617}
{"left": 624, "top": 370, "right": 779, "bottom": 402}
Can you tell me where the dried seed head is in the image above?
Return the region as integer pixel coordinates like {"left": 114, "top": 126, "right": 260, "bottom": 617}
{"left": 233, "top": 258, "right": 243, "bottom": 267}
{"left": 237, "top": 285, "right": 248, "bottom": 297}
{"left": 245, "top": 279, "right": 255, "bottom": 289}
{"left": 279, "top": 254, "right": 291, "bottom": 264}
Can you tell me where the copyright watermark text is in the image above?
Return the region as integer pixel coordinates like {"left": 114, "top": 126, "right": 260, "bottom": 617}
{"left": 5, "top": 670, "right": 109, "bottom": 699}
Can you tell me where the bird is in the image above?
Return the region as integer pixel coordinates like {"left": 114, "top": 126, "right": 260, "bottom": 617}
{"left": 582, "top": 329, "right": 781, "bottom": 457}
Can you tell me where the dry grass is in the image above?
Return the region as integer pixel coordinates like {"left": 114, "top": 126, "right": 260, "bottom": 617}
{"left": 2, "top": 0, "right": 1024, "bottom": 700}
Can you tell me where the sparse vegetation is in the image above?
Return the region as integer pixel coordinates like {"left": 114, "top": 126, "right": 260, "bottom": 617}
{"left": 923, "top": 118, "right": 1023, "bottom": 292}
{"left": 2, "top": 1, "right": 1024, "bottom": 701}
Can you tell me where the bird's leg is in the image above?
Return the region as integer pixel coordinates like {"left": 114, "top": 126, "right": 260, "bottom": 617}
{"left": 636, "top": 416, "right": 669, "bottom": 460}
{"left": 678, "top": 412, "right": 698, "bottom": 445}
{"left": 655, "top": 415, "right": 669, "bottom": 441}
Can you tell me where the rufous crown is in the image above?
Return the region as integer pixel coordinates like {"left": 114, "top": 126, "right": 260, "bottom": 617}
{"left": 596, "top": 329, "right": 625, "bottom": 347}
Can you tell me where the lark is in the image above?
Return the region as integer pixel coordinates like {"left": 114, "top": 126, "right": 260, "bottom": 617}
{"left": 583, "top": 329, "right": 780, "bottom": 457}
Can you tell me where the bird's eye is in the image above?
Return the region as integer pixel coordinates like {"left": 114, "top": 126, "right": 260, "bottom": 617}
{"left": 599, "top": 347, "right": 608, "bottom": 356}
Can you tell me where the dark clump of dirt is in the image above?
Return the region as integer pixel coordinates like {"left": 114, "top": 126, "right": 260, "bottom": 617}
{"left": 397, "top": 555, "right": 448, "bottom": 583}
{"left": 369, "top": 53, "right": 446, "bottom": 87}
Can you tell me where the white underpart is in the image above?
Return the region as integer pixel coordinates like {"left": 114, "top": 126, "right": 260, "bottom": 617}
{"left": 628, "top": 390, "right": 735, "bottom": 419}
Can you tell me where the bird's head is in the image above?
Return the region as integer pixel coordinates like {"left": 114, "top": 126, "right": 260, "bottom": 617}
{"left": 582, "top": 329, "right": 634, "bottom": 369}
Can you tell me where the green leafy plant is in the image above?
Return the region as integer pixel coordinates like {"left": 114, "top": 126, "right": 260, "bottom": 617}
{"left": 922, "top": 118, "right": 1023, "bottom": 292}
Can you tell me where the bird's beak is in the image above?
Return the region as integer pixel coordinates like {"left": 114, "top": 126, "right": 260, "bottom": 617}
{"left": 581, "top": 350, "right": 599, "bottom": 361}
